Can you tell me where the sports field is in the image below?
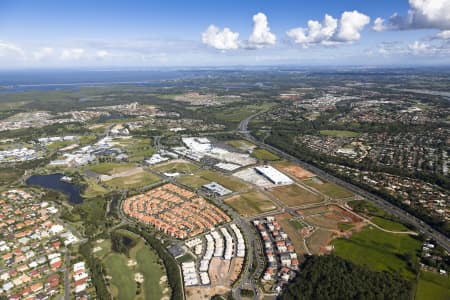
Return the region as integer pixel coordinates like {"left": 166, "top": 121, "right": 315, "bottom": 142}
{"left": 225, "top": 191, "right": 276, "bottom": 217}
{"left": 332, "top": 225, "right": 421, "bottom": 280}
{"left": 416, "top": 271, "right": 450, "bottom": 300}
{"left": 303, "top": 179, "right": 353, "bottom": 199}
{"left": 271, "top": 184, "right": 322, "bottom": 207}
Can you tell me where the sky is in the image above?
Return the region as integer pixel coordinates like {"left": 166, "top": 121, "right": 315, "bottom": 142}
{"left": 0, "top": 0, "right": 449, "bottom": 68}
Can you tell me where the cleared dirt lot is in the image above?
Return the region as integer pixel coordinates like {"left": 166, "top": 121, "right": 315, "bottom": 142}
{"left": 306, "top": 228, "right": 335, "bottom": 254}
{"left": 273, "top": 162, "right": 315, "bottom": 180}
{"left": 270, "top": 184, "right": 322, "bottom": 207}
{"left": 297, "top": 205, "right": 363, "bottom": 254}
{"left": 300, "top": 205, "right": 361, "bottom": 230}
{"left": 209, "top": 257, "right": 243, "bottom": 287}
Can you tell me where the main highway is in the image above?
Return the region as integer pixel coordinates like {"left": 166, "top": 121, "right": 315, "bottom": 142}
{"left": 238, "top": 111, "right": 450, "bottom": 252}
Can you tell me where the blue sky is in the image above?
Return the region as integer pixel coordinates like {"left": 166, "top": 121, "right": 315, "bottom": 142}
{"left": 0, "top": 0, "right": 449, "bottom": 68}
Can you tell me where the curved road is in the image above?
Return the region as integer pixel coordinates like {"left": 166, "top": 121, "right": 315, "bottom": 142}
{"left": 239, "top": 111, "right": 450, "bottom": 252}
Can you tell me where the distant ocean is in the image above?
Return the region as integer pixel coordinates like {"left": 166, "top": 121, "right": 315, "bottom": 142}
{"left": 0, "top": 69, "right": 194, "bottom": 92}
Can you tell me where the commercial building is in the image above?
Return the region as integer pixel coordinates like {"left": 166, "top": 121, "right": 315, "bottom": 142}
{"left": 255, "top": 166, "right": 293, "bottom": 185}
{"left": 202, "top": 182, "right": 232, "bottom": 196}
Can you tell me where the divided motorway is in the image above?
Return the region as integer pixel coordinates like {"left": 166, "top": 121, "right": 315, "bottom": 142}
{"left": 238, "top": 112, "right": 450, "bottom": 252}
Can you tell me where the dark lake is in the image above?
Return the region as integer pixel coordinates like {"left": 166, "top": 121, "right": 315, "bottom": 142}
{"left": 26, "top": 173, "right": 84, "bottom": 204}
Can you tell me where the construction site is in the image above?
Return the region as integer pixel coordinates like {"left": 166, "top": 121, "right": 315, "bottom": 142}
{"left": 183, "top": 224, "right": 245, "bottom": 300}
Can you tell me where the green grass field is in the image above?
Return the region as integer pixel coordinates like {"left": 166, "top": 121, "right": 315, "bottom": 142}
{"left": 371, "top": 216, "right": 411, "bottom": 232}
{"left": 303, "top": 179, "right": 353, "bottom": 199}
{"left": 348, "top": 200, "right": 385, "bottom": 217}
{"left": 85, "top": 162, "right": 135, "bottom": 175}
{"left": 104, "top": 253, "right": 136, "bottom": 300}
{"left": 82, "top": 178, "right": 109, "bottom": 198}
{"left": 177, "top": 170, "right": 249, "bottom": 192}
{"left": 271, "top": 184, "right": 322, "bottom": 207}
{"left": 416, "top": 271, "right": 450, "bottom": 300}
{"left": 47, "top": 140, "right": 75, "bottom": 151}
{"left": 101, "top": 231, "right": 169, "bottom": 300}
{"left": 79, "top": 135, "right": 97, "bottom": 146}
{"left": 319, "top": 130, "right": 361, "bottom": 137}
{"left": 211, "top": 103, "right": 276, "bottom": 123}
{"left": 153, "top": 160, "right": 200, "bottom": 174}
{"left": 338, "top": 223, "right": 354, "bottom": 231}
{"left": 332, "top": 226, "right": 421, "bottom": 280}
{"left": 133, "top": 240, "right": 167, "bottom": 300}
{"left": 289, "top": 219, "right": 305, "bottom": 230}
{"left": 177, "top": 174, "right": 209, "bottom": 188}
{"left": 117, "top": 137, "right": 155, "bottom": 162}
{"left": 225, "top": 191, "right": 276, "bottom": 217}
{"left": 349, "top": 200, "right": 411, "bottom": 231}
{"left": 252, "top": 148, "right": 280, "bottom": 161}
{"left": 104, "top": 171, "right": 160, "bottom": 189}
{"left": 226, "top": 139, "right": 255, "bottom": 150}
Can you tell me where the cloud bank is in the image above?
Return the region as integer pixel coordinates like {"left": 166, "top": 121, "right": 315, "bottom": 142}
{"left": 286, "top": 10, "right": 370, "bottom": 47}
{"left": 202, "top": 12, "right": 276, "bottom": 50}
{"left": 373, "top": 0, "right": 450, "bottom": 36}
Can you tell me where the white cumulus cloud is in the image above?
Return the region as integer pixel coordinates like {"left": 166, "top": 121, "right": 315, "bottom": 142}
{"left": 336, "top": 11, "right": 371, "bottom": 42}
{"left": 436, "top": 30, "right": 450, "bottom": 39}
{"left": 248, "top": 13, "right": 276, "bottom": 48}
{"left": 372, "top": 17, "right": 387, "bottom": 32}
{"left": 201, "top": 25, "right": 240, "bottom": 50}
{"left": 287, "top": 14, "right": 338, "bottom": 46}
{"left": 287, "top": 11, "right": 369, "bottom": 47}
{"left": 374, "top": 0, "right": 450, "bottom": 37}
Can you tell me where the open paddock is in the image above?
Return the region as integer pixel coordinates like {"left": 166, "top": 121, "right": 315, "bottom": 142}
{"left": 270, "top": 184, "right": 322, "bottom": 207}
{"left": 104, "top": 170, "right": 161, "bottom": 189}
{"left": 152, "top": 159, "right": 200, "bottom": 174}
{"left": 225, "top": 191, "right": 276, "bottom": 217}
{"left": 303, "top": 178, "right": 353, "bottom": 199}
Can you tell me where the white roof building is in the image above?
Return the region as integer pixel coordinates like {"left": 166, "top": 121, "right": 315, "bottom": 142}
{"left": 255, "top": 165, "right": 293, "bottom": 185}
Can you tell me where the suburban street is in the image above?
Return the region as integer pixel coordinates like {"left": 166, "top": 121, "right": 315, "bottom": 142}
{"left": 238, "top": 111, "right": 450, "bottom": 253}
